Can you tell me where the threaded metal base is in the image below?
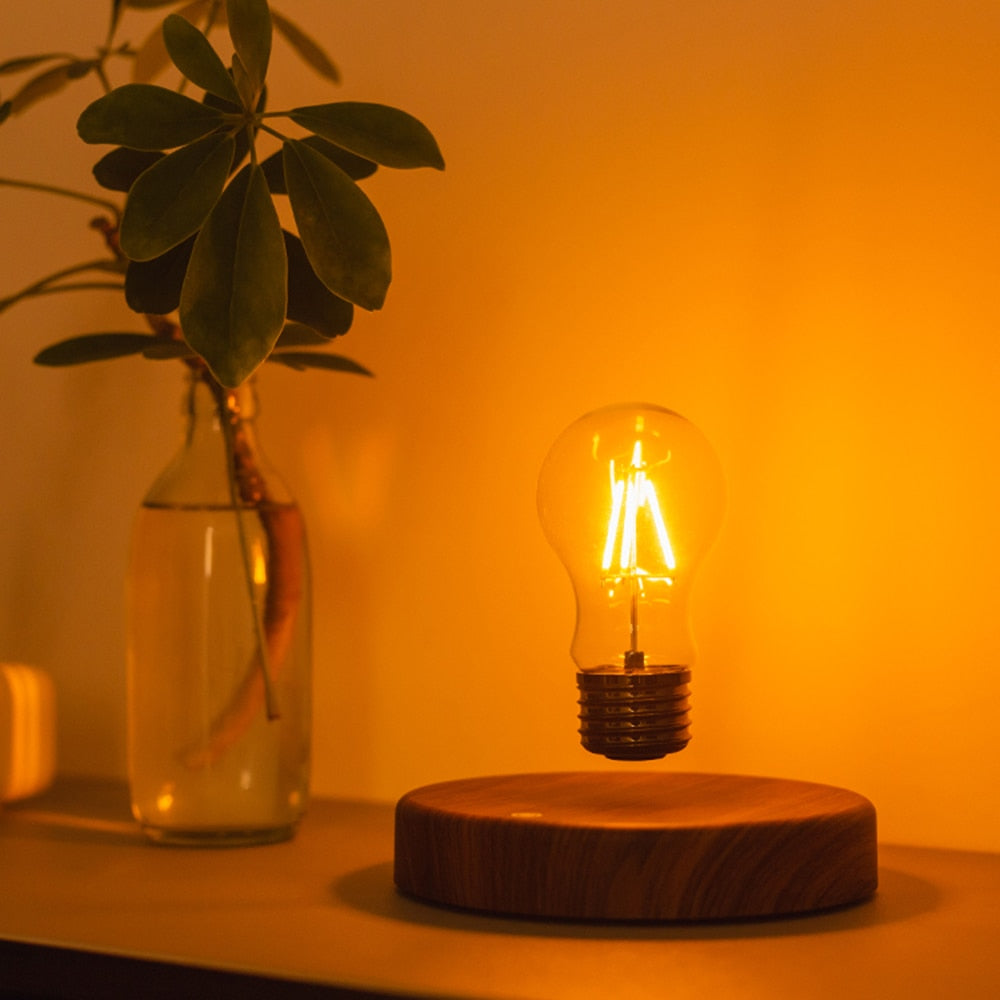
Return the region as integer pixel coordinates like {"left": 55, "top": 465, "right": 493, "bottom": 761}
{"left": 577, "top": 666, "right": 691, "bottom": 761}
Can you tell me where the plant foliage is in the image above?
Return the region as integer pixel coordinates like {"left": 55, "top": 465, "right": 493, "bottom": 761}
{"left": 0, "top": 0, "right": 443, "bottom": 386}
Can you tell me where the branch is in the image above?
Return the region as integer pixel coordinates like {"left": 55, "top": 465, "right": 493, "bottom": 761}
{"left": 0, "top": 260, "right": 124, "bottom": 313}
{"left": 0, "top": 176, "right": 122, "bottom": 222}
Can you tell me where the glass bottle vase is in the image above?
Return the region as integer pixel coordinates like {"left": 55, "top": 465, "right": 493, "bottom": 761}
{"left": 126, "top": 369, "right": 311, "bottom": 845}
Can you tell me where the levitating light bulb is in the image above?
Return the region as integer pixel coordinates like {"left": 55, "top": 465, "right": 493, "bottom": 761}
{"left": 537, "top": 404, "right": 725, "bottom": 761}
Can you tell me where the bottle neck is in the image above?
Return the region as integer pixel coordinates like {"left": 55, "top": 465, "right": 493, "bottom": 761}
{"left": 183, "top": 371, "right": 261, "bottom": 494}
{"left": 144, "top": 369, "right": 286, "bottom": 509}
{"left": 184, "top": 369, "right": 258, "bottom": 433}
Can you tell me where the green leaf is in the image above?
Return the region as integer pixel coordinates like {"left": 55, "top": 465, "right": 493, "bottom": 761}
{"left": 131, "top": 1, "right": 221, "bottom": 83}
{"left": 271, "top": 10, "right": 339, "bottom": 83}
{"left": 204, "top": 86, "right": 266, "bottom": 176}
{"left": 226, "top": 0, "right": 271, "bottom": 94}
{"left": 268, "top": 351, "right": 373, "bottom": 376}
{"left": 92, "top": 147, "right": 164, "bottom": 192}
{"left": 120, "top": 132, "right": 234, "bottom": 260}
{"left": 274, "top": 322, "right": 330, "bottom": 348}
{"left": 180, "top": 162, "right": 287, "bottom": 387}
{"left": 0, "top": 53, "right": 74, "bottom": 75}
{"left": 288, "top": 102, "right": 445, "bottom": 171}
{"left": 125, "top": 234, "right": 195, "bottom": 314}
{"left": 261, "top": 135, "right": 375, "bottom": 192}
{"left": 230, "top": 54, "right": 255, "bottom": 109}
{"left": 202, "top": 85, "right": 259, "bottom": 117}
{"left": 8, "top": 60, "right": 96, "bottom": 115}
{"left": 33, "top": 332, "right": 160, "bottom": 366}
{"left": 127, "top": 0, "right": 196, "bottom": 8}
{"left": 77, "top": 83, "right": 227, "bottom": 150}
{"left": 163, "top": 13, "right": 242, "bottom": 104}
{"left": 142, "top": 340, "right": 196, "bottom": 360}
{"left": 283, "top": 138, "right": 391, "bottom": 311}
{"left": 284, "top": 230, "right": 353, "bottom": 339}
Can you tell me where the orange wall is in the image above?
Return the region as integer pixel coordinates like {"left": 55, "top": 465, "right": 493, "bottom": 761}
{"left": 1, "top": 1, "right": 998, "bottom": 852}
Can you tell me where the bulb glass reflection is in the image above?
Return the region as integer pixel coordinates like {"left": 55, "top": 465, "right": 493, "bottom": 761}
{"left": 537, "top": 404, "right": 725, "bottom": 760}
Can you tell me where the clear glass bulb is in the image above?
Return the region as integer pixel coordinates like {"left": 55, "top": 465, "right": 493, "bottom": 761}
{"left": 537, "top": 403, "right": 725, "bottom": 760}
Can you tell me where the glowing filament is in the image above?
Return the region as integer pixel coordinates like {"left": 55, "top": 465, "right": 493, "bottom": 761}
{"left": 601, "top": 441, "right": 676, "bottom": 583}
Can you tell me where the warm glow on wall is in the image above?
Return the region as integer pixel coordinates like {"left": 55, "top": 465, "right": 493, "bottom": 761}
{"left": 1, "top": 0, "right": 998, "bottom": 853}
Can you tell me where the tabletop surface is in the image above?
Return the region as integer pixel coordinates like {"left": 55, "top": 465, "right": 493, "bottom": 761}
{"left": 1, "top": 777, "right": 999, "bottom": 1000}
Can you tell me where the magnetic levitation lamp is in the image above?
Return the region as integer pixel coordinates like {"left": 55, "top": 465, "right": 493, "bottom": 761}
{"left": 394, "top": 403, "right": 877, "bottom": 921}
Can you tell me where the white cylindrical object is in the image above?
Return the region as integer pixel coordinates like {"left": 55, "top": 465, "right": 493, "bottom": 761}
{"left": 0, "top": 663, "right": 57, "bottom": 802}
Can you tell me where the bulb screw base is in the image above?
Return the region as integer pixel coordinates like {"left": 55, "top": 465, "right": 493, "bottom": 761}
{"left": 577, "top": 666, "right": 691, "bottom": 761}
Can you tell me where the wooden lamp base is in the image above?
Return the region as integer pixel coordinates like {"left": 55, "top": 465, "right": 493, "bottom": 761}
{"left": 394, "top": 772, "right": 877, "bottom": 921}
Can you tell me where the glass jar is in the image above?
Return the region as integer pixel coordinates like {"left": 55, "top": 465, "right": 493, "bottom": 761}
{"left": 126, "top": 368, "right": 311, "bottom": 845}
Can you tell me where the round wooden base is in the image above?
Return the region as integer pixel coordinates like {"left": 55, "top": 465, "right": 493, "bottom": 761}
{"left": 394, "top": 772, "right": 877, "bottom": 921}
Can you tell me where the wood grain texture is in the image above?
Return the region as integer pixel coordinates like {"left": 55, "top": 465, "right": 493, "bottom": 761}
{"left": 394, "top": 772, "right": 878, "bottom": 921}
